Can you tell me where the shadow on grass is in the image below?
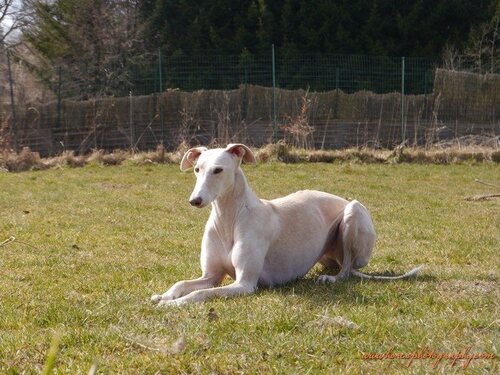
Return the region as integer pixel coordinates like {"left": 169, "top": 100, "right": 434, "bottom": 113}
{"left": 256, "top": 268, "right": 437, "bottom": 307}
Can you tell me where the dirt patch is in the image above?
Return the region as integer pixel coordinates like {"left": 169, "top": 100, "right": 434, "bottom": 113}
{"left": 437, "top": 280, "right": 498, "bottom": 295}
{"left": 94, "top": 183, "right": 131, "bottom": 190}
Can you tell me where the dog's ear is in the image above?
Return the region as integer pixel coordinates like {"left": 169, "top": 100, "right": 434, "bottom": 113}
{"left": 225, "top": 144, "right": 256, "bottom": 165}
{"left": 180, "top": 147, "right": 208, "bottom": 171}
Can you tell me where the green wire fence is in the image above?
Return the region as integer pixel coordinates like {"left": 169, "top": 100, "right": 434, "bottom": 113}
{"left": 3, "top": 47, "right": 498, "bottom": 155}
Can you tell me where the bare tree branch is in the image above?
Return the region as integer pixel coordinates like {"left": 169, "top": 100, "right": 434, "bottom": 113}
{"left": 0, "top": 0, "right": 29, "bottom": 48}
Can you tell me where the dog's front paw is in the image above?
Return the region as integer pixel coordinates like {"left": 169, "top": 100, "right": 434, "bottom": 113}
{"left": 157, "top": 298, "right": 183, "bottom": 307}
{"left": 151, "top": 294, "right": 162, "bottom": 304}
{"left": 151, "top": 292, "right": 176, "bottom": 304}
{"left": 316, "top": 275, "right": 337, "bottom": 284}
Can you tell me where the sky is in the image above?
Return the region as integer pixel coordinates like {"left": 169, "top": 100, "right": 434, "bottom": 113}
{"left": 1, "top": 0, "right": 23, "bottom": 42}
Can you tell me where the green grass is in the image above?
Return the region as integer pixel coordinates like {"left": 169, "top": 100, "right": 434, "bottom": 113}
{"left": 0, "top": 162, "right": 498, "bottom": 373}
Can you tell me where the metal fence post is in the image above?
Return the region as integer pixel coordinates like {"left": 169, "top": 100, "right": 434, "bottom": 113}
{"left": 401, "top": 56, "right": 406, "bottom": 144}
{"left": 335, "top": 67, "right": 339, "bottom": 117}
{"left": 129, "top": 90, "right": 135, "bottom": 150}
{"left": 272, "top": 44, "right": 277, "bottom": 142}
{"left": 158, "top": 47, "right": 165, "bottom": 145}
{"left": 424, "top": 70, "right": 428, "bottom": 96}
{"left": 243, "top": 67, "right": 248, "bottom": 119}
{"left": 57, "top": 67, "right": 62, "bottom": 129}
{"left": 423, "top": 70, "right": 429, "bottom": 128}
{"left": 7, "top": 51, "right": 18, "bottom": 152}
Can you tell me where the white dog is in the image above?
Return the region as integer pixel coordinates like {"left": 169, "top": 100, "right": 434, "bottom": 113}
{"left": 151, "top": 144, "right": 421, "bottom": 306}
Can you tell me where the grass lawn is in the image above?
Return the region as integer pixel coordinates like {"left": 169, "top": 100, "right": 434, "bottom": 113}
{"left": 0, "top": 161, "right": 498, "bottom": 373}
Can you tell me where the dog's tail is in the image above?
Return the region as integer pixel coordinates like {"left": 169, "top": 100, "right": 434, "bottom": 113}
{"left": 351, "top": 265, "right": 423, "bottom": 280}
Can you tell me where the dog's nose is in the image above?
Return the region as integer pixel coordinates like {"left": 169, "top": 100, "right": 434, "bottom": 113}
{"left": 189, "top": 197, "right": 203, "bottom": 207}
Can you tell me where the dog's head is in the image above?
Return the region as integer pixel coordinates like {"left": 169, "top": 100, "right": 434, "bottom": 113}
{"left": 180, "top": 144, "right": 256, "bottom": 208}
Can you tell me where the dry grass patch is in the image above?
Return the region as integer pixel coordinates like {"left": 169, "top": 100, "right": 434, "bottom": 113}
{"left": 130, "top": 145, "right": 173, "bottom": 165}
{"left": 437, "top": 280, "right": 498, "bottom": 296}
{"left": 307, "top": 149, "right": 388, "bottom": 163}
{"left": 396, "top": 148, "right": 492, "bottom": 164}
{"left": 44, "top": 151, "right": 88, "bottom": 169}
{"left": 87, "top": 149, "right": 131, "bottom": 166}
{"left": 0, "top": 140, "right": 498, "bottom": 173}
{"left": 1, "top": 147, "right": 47, "bottom": 172}
{"left": 254, "top": 143, "right": 497, "bottom": 165}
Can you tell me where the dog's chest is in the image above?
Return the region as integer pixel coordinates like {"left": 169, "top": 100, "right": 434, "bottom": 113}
{"left": 218, "top": 236, "right": 236, "bottom": 279}
{"left": 205, "top": 219, "right": 236, "bottom": 270}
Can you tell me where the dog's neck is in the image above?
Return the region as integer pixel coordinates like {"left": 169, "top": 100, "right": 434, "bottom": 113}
{"left": 211, "top": 167, "right": 259, "bottom": 220}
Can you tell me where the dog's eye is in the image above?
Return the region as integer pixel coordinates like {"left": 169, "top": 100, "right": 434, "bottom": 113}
{"left": 213, "top": 168, "right": 223, "bottom": 174}
{"left": 194, "top": 167, "right": 200, "bottom": 173}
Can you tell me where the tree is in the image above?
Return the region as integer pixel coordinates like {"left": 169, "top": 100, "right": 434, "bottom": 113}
{"left": 1, "top": 0, "right": 29, "bottom": 50}
{"left": 463, "top": 0, "right": 499, "bottom": 73}
{"left": 141, "top": 0, "right": 280, "bottom": 55}
{"left": 22, "top": 0, "right": 152, "bottom": 98}
{"left": 18, "top": 0, "right": 500, "bottom": 97}
{"left": 140, "top": 0, "right": 497, "bottom": 59}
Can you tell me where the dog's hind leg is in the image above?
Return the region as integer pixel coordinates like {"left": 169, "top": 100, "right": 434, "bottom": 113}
{"left": 317, "top": 200, "right": 376, "bottom": 284}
